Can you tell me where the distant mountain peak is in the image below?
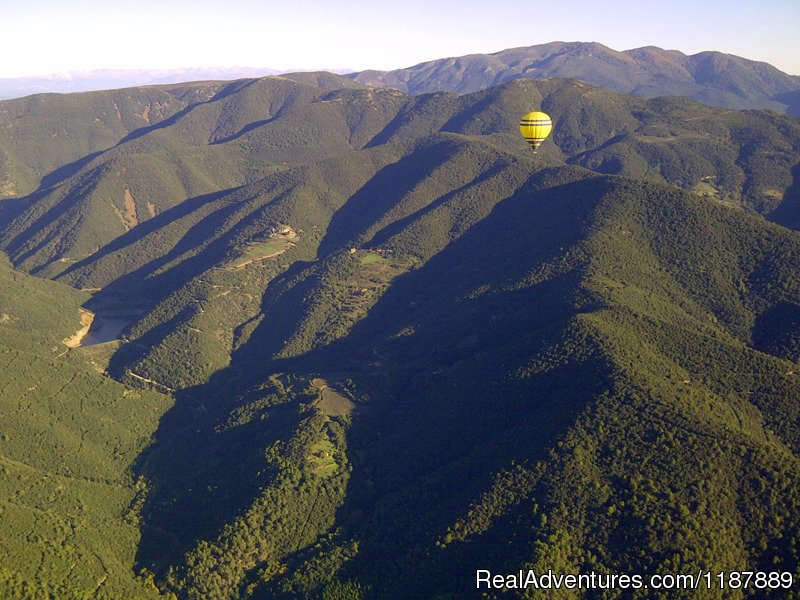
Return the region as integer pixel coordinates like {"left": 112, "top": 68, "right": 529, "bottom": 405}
{"left": 349, "top": 41, "right": 800, "bottom": 115}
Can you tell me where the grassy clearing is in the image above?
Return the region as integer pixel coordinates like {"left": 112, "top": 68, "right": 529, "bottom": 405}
{"left": 306, "top": 439, "right": 338, "bottom": 478}
{"left": 312, "top": 378, "right": 355, "bottom": 417}
{"left": 359, "top": 252, "right": 384, "bottom": 265}
{"left": 230, "top": 226, "right": 299, "bottom": 268}
{"left": 690, "top": 180, "right": 721, "bottom": 197}
{"left": 78, "top": 340, "right": 121, "bottom": 373}
{"left": 761, "top": 188, "right": 784, "bottom": 200}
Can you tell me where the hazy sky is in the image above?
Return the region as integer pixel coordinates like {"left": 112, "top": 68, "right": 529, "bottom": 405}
{"left": 3, "top": 0, "right": 799, "bottom": 78}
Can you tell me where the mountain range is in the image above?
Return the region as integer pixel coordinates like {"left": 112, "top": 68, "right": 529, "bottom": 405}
{"left": 0, "top": 50, "right": 798, "bottom": 599}
{"left": 351, "top": 41, "right": 800, "bottom": 115}
{"left": 3, "top": 42, "right": 800, "bottom": 117}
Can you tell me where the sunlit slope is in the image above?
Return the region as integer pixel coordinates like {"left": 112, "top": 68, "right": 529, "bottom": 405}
{"left": 2, "top": 77, "right": 799, "bottom": 285}
{"left": 0, "top": 75, "right": 407, "bottom": 279}
{"left": 0, "top": 82, "right": 227, "bottom": 199}
{"left": 0, "top": 255, "right": 172, "bottom": 598}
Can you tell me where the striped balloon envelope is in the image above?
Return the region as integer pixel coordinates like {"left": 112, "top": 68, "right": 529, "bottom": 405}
{"left": 519, "top": 111, "right": 553, "bottom": 153}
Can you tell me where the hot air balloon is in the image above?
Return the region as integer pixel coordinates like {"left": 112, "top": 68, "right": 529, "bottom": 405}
{"left": 519, "top": 111, "right": 552, "bottom": 153}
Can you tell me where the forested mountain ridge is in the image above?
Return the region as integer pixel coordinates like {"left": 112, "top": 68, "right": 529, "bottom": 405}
{"left": 0, "top": 75, "right": 794, "bottom": 396}
{"left": 2, "top": 75, "right": 800, "bottom": 286}
{"left": 0, "top": 81, "right": 232, "bottom": 200}
{"left": 0, "top": 69, "right": 798, "bottom": 598}
{"left": 0, "top": 67, "right": 288, "bottom": 101}
{"left": 350, "top": 41, "right": 800, "bottom": 115}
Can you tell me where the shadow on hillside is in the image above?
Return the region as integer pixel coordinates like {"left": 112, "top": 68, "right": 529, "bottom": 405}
{"left": 209, "top": 114, "right": 283, "bottom": 145}
{"left": 4, "top": 164, "right": 111, "bottom": 266}
{"left": 316, "top": 138, "right": 460, "bottom": 257}
{"left": 38, "top": 151, "right": 106, "bottom": 191}
{"left": 116, "top": 79, "right": 257, "bottom": 146}
{"left": 132, "top": 171, "right": 611, "bottom": 591}
{"left": 272, "top": 176, "right": 611, "bottom": 596}
{"left": 133, "top": 372, "right": 307, "bottom": 573}
{"left": 768, "top": 163, "right": 800, "bottom": 232}
{"left": 331, "top": 348, "right": 610, "bottom": 598}
{"left": 362, "top": 96, "right": 427, "bottom": 149}
{"left": 2, "top": 85, "right": 252, "bottom": 264}
{"left": 751, "top": 300, "right": 800, "bottom": 362}
{"left": 367, "top": 162, "right": 508, "bottom": 248}
{"left": 772, "top": 89, "right": 800, "bottom": 118}
{"left": 94, "top": 187, "right": 305, "bottom": 376}
{"left": 232, "top": 140, "right": 518, "bottom": 365}
{"left": 6, "top": 79, "right": 256, "bottom": 234}
{"left": 59, "top": 185, "right": 248, "bottom": 292}
{"left": 0, "top": 196, "right": 33, "bottom": 235}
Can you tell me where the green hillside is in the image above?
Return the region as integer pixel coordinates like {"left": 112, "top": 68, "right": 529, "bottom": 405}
{"left": 0, "top": 82, "right": 227, "bottom": 200}
{"left": 0, "top": 254, "right": 172, "bottom": 598}
{"left": 2, "top": 76, "right": 799, "bottom": 397}
{"left": 2, "top": 76, "right": 799, "bottom": 287}
{"left": 0, "top": 75, "right": 407, "bottom": 280}
{"left": 0, "top": 70, "right": 798, "bottom": 599}
{"left": 308, "top": 173, "right": 800, "bottom": 598}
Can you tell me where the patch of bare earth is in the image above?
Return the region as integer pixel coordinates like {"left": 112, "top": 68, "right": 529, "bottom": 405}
{"left": 123, "top": 189, "right": 139, "bottom": 227}
{"left": 312, "top": 378, "right": 355, "bottom": 417}
{"left": 0, "top": 179, "right": 17, "bottom": 197}
{"left": 62, "top": 309, "right": 95, "bottom": 348}
{"left": 112, "top": 189, "right": 140, "bottom": 230}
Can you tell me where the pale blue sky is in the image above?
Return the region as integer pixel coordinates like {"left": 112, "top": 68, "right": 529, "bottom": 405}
{"left": 3, "top": 0, "right": 799, "bottom": 77}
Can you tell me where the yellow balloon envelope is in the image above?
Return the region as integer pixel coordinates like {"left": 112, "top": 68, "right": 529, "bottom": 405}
{"left": 519, "top": 111, "right": 552, "bottom": 153}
